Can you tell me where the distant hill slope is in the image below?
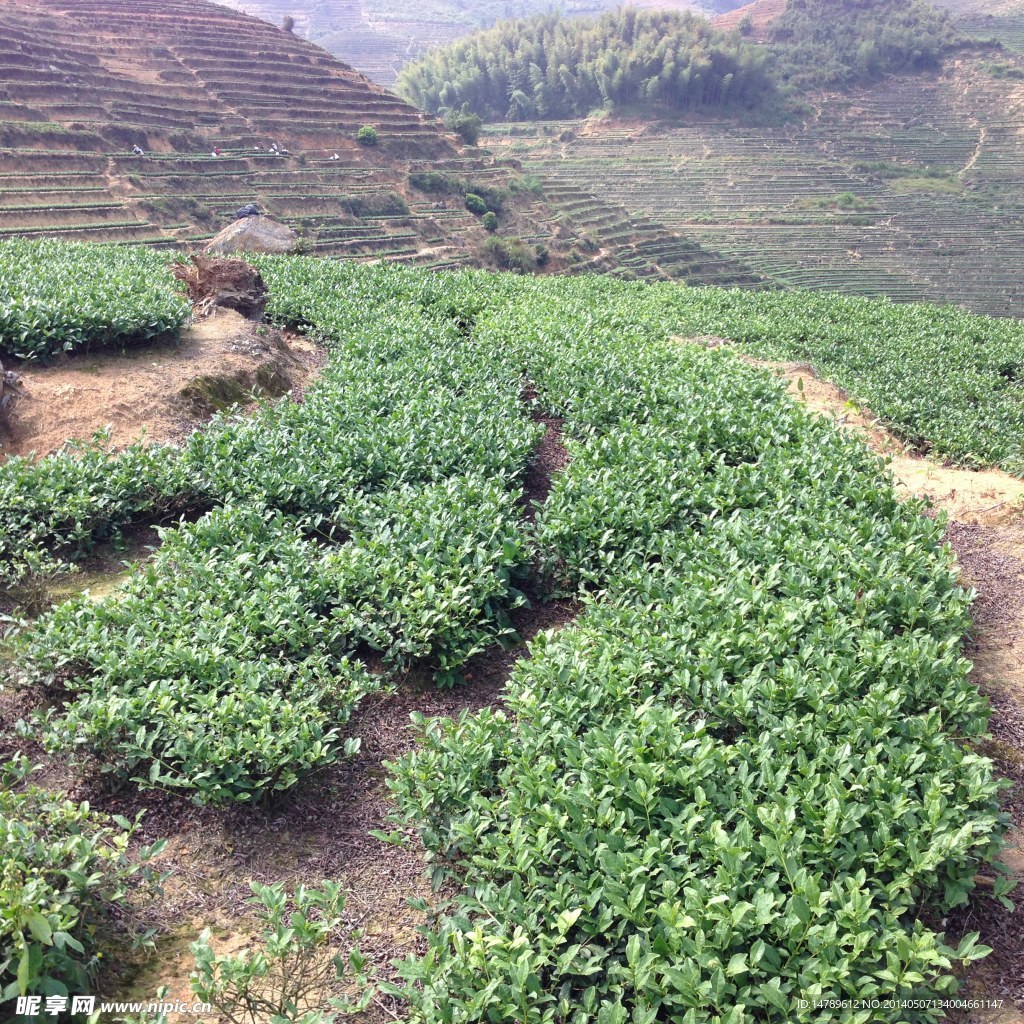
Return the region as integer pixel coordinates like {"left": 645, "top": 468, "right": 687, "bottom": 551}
{"left": 0, "top": 0, "right": 463, "bottom": 259}
{"left": 0, "top": 0, "right": 766, "bottom": 283}
{"left": 716, "top": 0, "right": 1024, "bottom": 53}
{"left": 484, "top": 43, "right": 1024, "bottom": 317}
{"left": 712, "top": 0, "right": 787, "bottom": 39}
{"left": 211, "top": 0, "right": 750, "bottom": 85}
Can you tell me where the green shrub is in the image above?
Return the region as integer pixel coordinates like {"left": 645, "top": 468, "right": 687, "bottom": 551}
{"left": 464, "top": 193, "right": 488, "bottom": 215}
{"left": 408, "top": 170, "right": 460, "bottom": 194}
{"left": 509, "top": 174, "right": 544, "bottom": 197}
{"left": 355, "top": 125, "right": 378, "bottom": 146}
{"left": 1, "top": 756, "right": 166, "bottom": 1001}
{"left": 481, "top": 211, "right": 498, "bottom": 232}
{"left": 466, "top": 183, "right": 507, "bottom": 212}
{"left": 444, "top": 104, "right": 483, "bottom": 146}
{"left": 22, "top": 505, "right": 382, "bottom": 804}
{"left": 190, "top": 881, "right": 370, "bottom": 1021}
{"left": 483, "top": 236, "right": 538, "bottom": 273}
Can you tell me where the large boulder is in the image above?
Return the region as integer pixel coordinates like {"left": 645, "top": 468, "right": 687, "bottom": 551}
{"left": 204, "top": 215, "right": 299, "bottom": 256}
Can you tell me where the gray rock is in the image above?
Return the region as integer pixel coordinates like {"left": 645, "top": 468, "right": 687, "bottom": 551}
{"left": 205, "top": 216, "right": 299, "bottom": 255}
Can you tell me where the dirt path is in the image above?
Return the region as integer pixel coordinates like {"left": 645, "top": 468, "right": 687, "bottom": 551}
{"left": 742, "top": 355, "right": 1024, "bottom": 1022}
{"left": 962, "top": 125, "right": 989, "bottom": 179}
{"left": 745, "top": 358, "right": 1024, "bottom": 525}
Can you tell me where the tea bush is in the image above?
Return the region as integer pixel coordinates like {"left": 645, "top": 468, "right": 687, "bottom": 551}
{"left": 0, "top": 239, "right": 189, "bottom": 360}
{"left": 1, "top": 757, "right": 165, "bottom": 1001}
{"left": 189, "top": 881, "right": 370, "bottom": 1021}
{"left": 382, "top": 282, "right": 1010, "bottom": 1022}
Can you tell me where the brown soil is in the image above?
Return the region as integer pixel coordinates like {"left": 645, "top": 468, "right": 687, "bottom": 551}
{"left": 172, "top": 256, "right": 269, "bottom": 320}
{"left": 945, "top": 523, "right": 1024, "bottom": 1023}
{"left": 0, "top": 310, "right": 323, "bottom": 461}
{"left": 520, "top": 384, "right": 571, "bottom": 516}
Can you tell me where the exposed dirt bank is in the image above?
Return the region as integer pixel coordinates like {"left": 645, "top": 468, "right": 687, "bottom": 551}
{"left": 0, "top": 310, "right": 323, "bottom": 461}
{"left": 744, "top": 357, "right": 1024, "bottom": 526}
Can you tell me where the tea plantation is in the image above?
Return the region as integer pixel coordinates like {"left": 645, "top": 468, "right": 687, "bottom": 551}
{"left": 0, "top": 243, "right": 1018, "bottom": 1018}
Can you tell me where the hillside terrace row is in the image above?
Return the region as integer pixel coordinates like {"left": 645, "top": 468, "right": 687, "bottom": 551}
{"left": 485, "top": 60, "right": 1024, "bottom": 317}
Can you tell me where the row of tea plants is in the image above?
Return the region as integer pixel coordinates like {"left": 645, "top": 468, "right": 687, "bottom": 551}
{"left": 667, "top": 287, "right": 1024, "bottom": 473}
{"left": 382, "top": 276, "right": 1011, "bottom": 1021}
{"left": 0, "top": 239, "right": 190, "bottom": 360}
{"left": 16, "top": 260, "right": 544, "bottom": 803}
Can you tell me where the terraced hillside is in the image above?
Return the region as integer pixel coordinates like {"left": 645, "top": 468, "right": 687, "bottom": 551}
{"left": 712, "top": 0, "right": 786, "bottom": 39}
{"left": 0, "top": 0, "right": 765, "bottom": 280}
{"left": 485, "top": 50, "right": 1024, "bottom": 317}
{"left": 718, "top": 0, "right": 1024, "bottom": 52}
{"left": 0, "top": 0, "right": 459, "bottom": 259}
{"left": 211, "top": 0, "right": 744, "bottom": 86}
{"left": 933, "top": 0, "right": 1024, "bottom": 54}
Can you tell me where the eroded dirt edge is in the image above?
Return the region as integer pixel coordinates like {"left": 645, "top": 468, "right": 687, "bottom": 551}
{"left": 0, "top": 308, "right": 323, "bottom": 462}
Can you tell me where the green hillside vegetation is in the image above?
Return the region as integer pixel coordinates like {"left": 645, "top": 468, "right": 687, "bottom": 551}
{"left": 396, "top": 9, "right": 774, "bottom": 121}
{"left": 1, "top": 242, "right": 1013, "bottom": 1012}
{"left": 767, "top": 0, "right": 959, "bottom": 88}
{"left": 397, "top": 0, "right": 960, "bottom": 121}
{"left": 212, "top": 1, "right": 751, "bottom": 85}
